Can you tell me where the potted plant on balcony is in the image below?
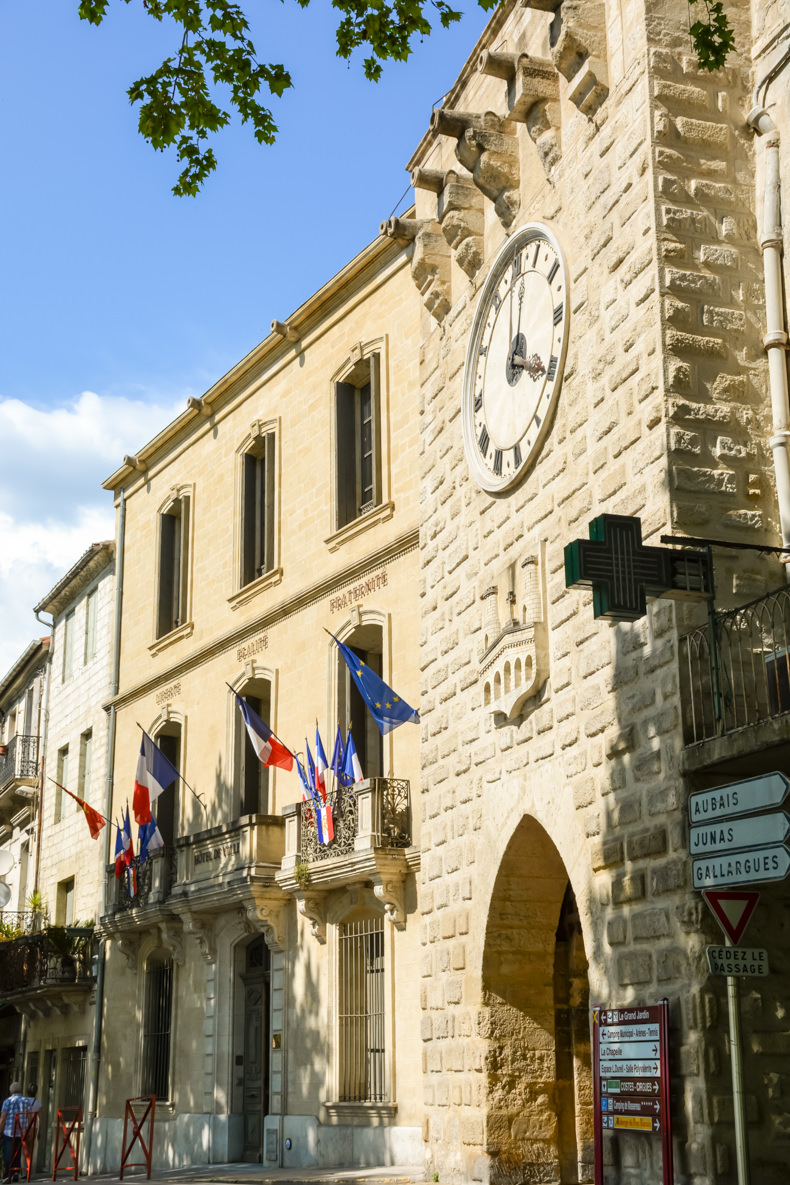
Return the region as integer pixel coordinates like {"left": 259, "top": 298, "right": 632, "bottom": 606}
{"left": 46, "top": 926, "right": 78, "bottom": 981}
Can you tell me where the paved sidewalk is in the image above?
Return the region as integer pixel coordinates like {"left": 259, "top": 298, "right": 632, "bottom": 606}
{"left": 52, "top": 1164, "right": 426, "bottom": 1185}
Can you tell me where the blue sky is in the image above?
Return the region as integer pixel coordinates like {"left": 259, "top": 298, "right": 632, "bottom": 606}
{"left": 0, "top": 0, "right": 489, "bottom": 672}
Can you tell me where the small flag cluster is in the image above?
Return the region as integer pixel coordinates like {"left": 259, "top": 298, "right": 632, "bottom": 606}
{"left": 56, "top": 637, "right": 417, "bottom": 864}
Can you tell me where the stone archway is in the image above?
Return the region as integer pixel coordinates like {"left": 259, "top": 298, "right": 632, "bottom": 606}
{"left": 481, "top": 815, "right": 593, "bottom": 1185}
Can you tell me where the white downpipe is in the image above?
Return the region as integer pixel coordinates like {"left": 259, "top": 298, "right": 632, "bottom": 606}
{"left": 749, "top": 57, "right": 790, "bottom": 573}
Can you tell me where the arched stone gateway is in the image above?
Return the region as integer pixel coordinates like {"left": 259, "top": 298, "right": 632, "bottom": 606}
{"left": 481, "top": 816, "right": 593, "bottom": 1185}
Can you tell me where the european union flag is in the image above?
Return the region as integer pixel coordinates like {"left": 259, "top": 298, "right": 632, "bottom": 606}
{"left": 332, "top": 636, "right": 420, "bottom": 736}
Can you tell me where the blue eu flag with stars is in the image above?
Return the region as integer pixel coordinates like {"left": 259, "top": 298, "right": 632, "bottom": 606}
{"left": 332, "top": 636, "right": 420, "bottom": 736}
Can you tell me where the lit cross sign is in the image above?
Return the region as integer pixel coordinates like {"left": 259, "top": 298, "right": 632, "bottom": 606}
{"left": 564, "top": 514, "right": 713, "bottom": 622}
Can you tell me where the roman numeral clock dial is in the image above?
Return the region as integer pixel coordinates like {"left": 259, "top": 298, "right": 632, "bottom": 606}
{"left": 462, "top": 224, "right": 570, "bottom": 493}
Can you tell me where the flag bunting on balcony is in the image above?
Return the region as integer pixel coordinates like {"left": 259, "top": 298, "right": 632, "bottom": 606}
{"left": 50, "top": 779, "right": 105, "bottom": 839}
{"left": 328, "top": 633, "right": 419, "bottom": 735}
{"left": 231, "top": 689, "right": 294, "bottom": 771}
{"left": 298, "top": 753, "right": 325, "bottom": 843}
{"left": 343, "top": 730, "right": 364, "bottom": 785}
{"left": 314, "top": 727, "right": 328, "bottom": 802}
{"left": 133, "top": 730, "right": 180, "bottom": 825}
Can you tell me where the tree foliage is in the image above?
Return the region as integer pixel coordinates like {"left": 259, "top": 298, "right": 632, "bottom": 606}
{"left": 77, "top": 0, "right": 734, "bottom": 197}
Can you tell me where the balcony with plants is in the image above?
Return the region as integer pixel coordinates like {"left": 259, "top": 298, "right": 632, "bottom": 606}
{"left": 0, "top": 906, "right": 95, "bottom": 1014}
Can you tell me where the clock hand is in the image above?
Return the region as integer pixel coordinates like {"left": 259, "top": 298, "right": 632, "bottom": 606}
{"left": 510, "top": 278, "right": 526, "bottom": 366}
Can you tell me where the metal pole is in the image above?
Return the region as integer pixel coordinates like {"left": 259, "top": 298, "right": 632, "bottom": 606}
{"left": 726, "top": 940, "right": 750, "bottom": 1185}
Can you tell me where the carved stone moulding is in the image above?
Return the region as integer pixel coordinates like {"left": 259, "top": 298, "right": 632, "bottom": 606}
{"left": 380, "top": 216, "right": 452, "bottom": 322}
{"left": 431, "top": 109, "right": 520, "bottom": 228}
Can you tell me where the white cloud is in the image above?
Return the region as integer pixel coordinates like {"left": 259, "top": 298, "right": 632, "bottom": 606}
{"left": 0, "top": 390, "right": 184, "bottom": 676}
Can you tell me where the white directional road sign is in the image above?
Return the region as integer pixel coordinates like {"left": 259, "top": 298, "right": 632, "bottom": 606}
{"left": 688, "top": 771, "right": 790, "bottom": 825}
{"left": 689, "top": 811, "right": 790, "bottom": 857}
{"left": 693, "top": 843, "right": 790, "bottom": 889}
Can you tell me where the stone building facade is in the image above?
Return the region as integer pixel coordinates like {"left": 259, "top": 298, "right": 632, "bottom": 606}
{"left": 398, "top": 0, "right": 790, "bottom": 1183}
{"left": 92, "top": 232, "right": 424, "bottom": 1170}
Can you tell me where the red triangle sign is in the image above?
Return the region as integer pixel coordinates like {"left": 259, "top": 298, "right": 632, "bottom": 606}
{"left": 703, "top": 889, "right": 760, "bottom": 944}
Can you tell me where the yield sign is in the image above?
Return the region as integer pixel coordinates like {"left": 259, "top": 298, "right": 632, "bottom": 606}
{"left": 703, "top": 889, "right": 760, "bottom": 944}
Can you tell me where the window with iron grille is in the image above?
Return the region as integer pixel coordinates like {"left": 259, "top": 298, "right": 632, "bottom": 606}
{"left": 141, "top": 956, "right": 173, "bottom": 1100}
{"left": 61, "top": 1047, "right": 86, "bottom": 1110}
{"left": 338, "top": 916, "right": 387, "bottom": 1103}
{"left": 335, "top": 354, "right": 381, "bottom": 530}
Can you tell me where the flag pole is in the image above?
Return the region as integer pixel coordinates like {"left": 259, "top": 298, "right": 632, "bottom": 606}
{"left": 224, "top": 684, "right": 297, "bottom": 760}
{"left": 48, "top": 778, "right": 118, "bottom": 831}
{"left": 135, "top": 723, "right": 207, "bottom": 815}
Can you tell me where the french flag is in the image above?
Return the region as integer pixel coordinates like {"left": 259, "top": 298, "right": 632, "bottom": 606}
{"left": 314, "top": 729, "right": 334, "bottom": 843}
{"left": 139, "top": 815, "right": 165, "bottom": 863}
{"left": 343, "top": 729, "right": 364, "bottom": 784}
{"left": 235, "top": 693, "right": 293, "bottom": 771}
{"left": 133, "top": 732, "right": 179, "bottom": 826}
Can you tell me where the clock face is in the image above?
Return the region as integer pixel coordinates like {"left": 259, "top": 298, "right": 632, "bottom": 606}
{"left": 462, "top": 224, "right": 570, "bottom": 493}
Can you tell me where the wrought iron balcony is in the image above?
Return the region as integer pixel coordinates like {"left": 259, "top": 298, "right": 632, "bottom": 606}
{"left": 0, "top": 734, "right": 39, "bottom": 791}
{"left": 104, "top": 848, "right": 177, "bottom": 916}
{"left": 277, "top": 779, "right": 415, "bottom": 934}
{"left": 0, "top": 927, "right": 94, "bottom": 998}
{"left": 679, "top": 584, "right": 790, "bottom": 745}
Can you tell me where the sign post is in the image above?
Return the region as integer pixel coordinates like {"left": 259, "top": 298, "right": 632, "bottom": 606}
{"left": 592, "top": 1001, "right": 672, "bottom": 1185}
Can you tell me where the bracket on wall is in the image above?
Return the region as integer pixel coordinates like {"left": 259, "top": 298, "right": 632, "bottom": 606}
{"left": 296, "top": 892, "right": 327, "bottom": 944}
{"left": 245, "top": 889, "right": 287, "bottom": 952}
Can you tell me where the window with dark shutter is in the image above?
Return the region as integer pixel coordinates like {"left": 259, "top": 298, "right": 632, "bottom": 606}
{"left": 241, "top": 432, "right": 276, "bottom": 587}
{"left": 335, "top": 354, "right": 381, "bottom": 530}
{"left": 157, "top": 497, "right": 190, "bottom": 638}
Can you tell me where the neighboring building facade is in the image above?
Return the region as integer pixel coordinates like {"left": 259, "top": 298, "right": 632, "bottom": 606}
{"left": 92, "top": 230, "right": 423, "bottom": 1170}
{"left": 0, "top": 638, "right": 49, "bottom": 1102}
{"left": 399, "top": 0, "right": 790, "bottom": 1183}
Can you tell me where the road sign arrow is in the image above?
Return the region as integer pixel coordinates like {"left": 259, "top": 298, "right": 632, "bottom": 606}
{"left": 693, "top": 845, "right": 790, "bottom": 889}
{"left": 689, "top": 771, "right": 790, "bottom": 824}
{"left": 703, "top": 889, "right": 760, "bottom": 944}
{"left": 652, "top": 1044, "right": 658, "bottom": 1055}
{"left": 689, "top": 811, "right": 790, "bottom": 858}
{"left": 655, "top": 1121, "right": 660, "bottom": 1132}
{"left": 652, "top": 1082, "right": 658, "bottom": 1093}
{"left": 654, "top": 1101, "right": 660, "bottom": 1113}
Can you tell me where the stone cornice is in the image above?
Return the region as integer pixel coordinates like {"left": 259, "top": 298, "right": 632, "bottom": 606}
{"left": 105, "top": 526, "right": 419, "bottom": 712}
{"left": 102, "top": 228, "right": 414, "bottom": 495}
{"left": 34, "top": 542, "right": 114, "bottom": 619}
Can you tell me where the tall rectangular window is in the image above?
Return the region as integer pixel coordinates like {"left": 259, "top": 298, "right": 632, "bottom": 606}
{"left": 55, "top": 746, "right": 70, "bottom": 823}
{"left": 56, "top": 877, "right": 75, "bottom": 926}
{"left": 84, "top": 588, "right": 98, "bottom": 662}
{"left": 157, "top": 497, "right": 190, "bottom": 639}
{"left": 241, "top": 433, "right": 276, "bottom": 587}
{"left": 338, "top": 915, "right": 386, "bottom": 1103}
{"left": 142, "top": 956, "right": 173, "bottom": 1100}
{"left": 335, "top": 354, "right": 381, "bottom": 530}
{"left": 79, "top": 730, "right": 93, "bottom": 800}
{"left": 62, "top": 611, "right": 75, "bottom": 682}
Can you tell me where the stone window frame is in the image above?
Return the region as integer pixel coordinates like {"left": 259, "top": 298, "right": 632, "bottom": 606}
{"left": 149, "top": 483, "right": 195, "bottom": 656}
{"left": 323, "top": 886, "right": 397, "bottom": 1121}
{"left": 228, "top": 418, "right": 283, "bottom": 610}
{"left": 225, "top": 663, "right": 282, "bottom": 819}
{"left": 54, "top": 744, "right": 70, "bottom": 824}
{"left": 83, "top": 585, "right": 99, "bottom": 664}
{"left": 78, "top": 728, "right": 93, "bottom": 801}
{"left": 61, "top": 609, "right": 75, "bottom": 683}
{"left": 325, "top": 337, "right": 394, "bottom": 553}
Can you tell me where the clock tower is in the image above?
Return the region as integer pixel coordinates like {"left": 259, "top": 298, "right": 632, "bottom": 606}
{"left": 390, "top": 0, "right": 788, "bottom": 1182}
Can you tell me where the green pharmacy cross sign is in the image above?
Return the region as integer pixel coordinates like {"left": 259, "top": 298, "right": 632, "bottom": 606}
{"left": 564, "top": 515, "right": 713, "bottom": 622}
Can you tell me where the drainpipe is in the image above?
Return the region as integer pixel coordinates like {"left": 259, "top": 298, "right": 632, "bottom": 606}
{"left": 84, "top": 488, "right": 126, "bottom": 1174}
{"left": 748, "top": 50, "right": 790, "bottom": 575}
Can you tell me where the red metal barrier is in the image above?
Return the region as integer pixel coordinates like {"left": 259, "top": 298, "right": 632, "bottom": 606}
{"left": 52, "top": 1106, "right": 81, "bottom": 1181}
{"left": 119, "top": 1096, "right": 156, "bottom": 1181}
{"left": 12, "top": 1111, "right": 37, "bottom": 1183}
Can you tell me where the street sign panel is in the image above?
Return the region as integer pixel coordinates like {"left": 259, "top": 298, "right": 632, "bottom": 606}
{"left": 593, "top": 1002, "right": 673, "bottom": 1185}
{"left": 702, "top": 889, "right": 760, "bottom": 944}
{"left": 688, "top": 771, "right": 790, "bottom": 825}
{"left": 707, "top": 946, "right": 769, "bottom": 977}
{"left": 689, "top": 811, "right": 790, "bottom": 857}
{"left": 693, "top": 843, "right": 790, "bottom": 889}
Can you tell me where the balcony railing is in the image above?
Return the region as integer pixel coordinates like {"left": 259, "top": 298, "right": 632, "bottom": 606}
{"left": 0, "top": 927, "right": 94, "bottom": 995}
{"left": 0, "top": 909, "right": 48, "bottom": 937}
{"left": 679, "top": 585, "right": 790, "bottom": 745}
{"left": 289, "top": 778, "right": 412, "bottom": 865}
{"left": 105, "top": 848, "right": 177, "bottom": 915}
{"left": 0, "top": 734, "right": 39, "bottom": 790}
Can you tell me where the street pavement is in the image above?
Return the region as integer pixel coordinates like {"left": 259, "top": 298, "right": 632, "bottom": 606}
{"left": 46, "top": 1164, "right": 426, "bottom": 1184}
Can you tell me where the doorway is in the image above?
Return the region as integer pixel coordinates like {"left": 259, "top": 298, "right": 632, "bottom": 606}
{"left": 239, "top": 937, "right": 270, "bottom": 1162}
{"left": 481, "top": 815, "right": 593, "bottom": 1183}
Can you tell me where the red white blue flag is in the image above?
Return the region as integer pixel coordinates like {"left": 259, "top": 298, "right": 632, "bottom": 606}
{"left": 234, "top": 692, "right": 293, "bottom": 771}
{"left": 133, "top": 731, "right": 179, "bottom": 825}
